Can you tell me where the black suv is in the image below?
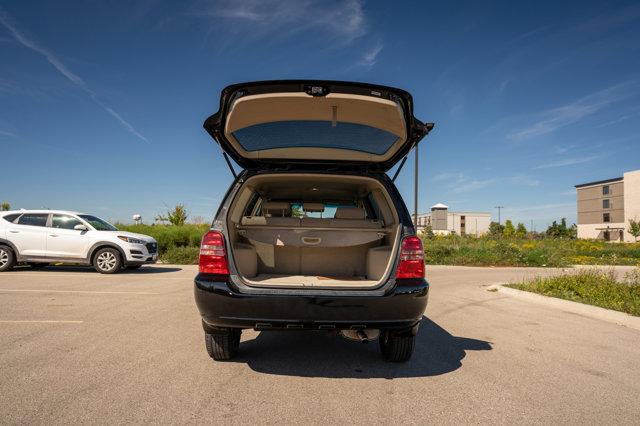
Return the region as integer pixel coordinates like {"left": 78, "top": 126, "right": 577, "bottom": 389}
{"left": 194, "top": 80, "right": 433, "bottom": 362}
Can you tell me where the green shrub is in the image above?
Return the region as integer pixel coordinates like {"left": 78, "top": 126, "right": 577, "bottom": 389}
{"left": 160, "top": 246, "right": 200, "bottom": 264}
{"left": 114, "top": 223, "right": 208, "bottom": 264}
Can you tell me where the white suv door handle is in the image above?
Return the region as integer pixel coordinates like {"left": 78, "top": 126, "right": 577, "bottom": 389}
{"left": 49, "top": 234, "right": 59, "bottom": 237}
{"left": 9, "top": 230, "right": 19, "bottom": 233}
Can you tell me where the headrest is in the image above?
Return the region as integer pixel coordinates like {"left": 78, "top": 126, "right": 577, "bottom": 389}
{"left": 303, "top": 202, "right": 325, "bottom": 213}
{"left": 335, "top": 207, "right": 365, "bottom": 219}
{"left": 263, "top": 201, "right": 291, "bottom": 215}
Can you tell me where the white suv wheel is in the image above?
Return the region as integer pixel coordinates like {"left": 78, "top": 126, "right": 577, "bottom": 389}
{"left": 0, "top": 249, "right": 9, "bottom": 268}
{"left": 94, "top": 248, "right": 121, "bottom": 274}
{"left": 0, "top": 246, "right": 14, "bottom": 272}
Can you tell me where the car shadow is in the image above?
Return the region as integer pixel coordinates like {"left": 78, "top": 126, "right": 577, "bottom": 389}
{"left": 12, "top": 265, "right": 182, "bottom": 274}
{"left": 231, "top": 317, "right": 492, "bottom": 379}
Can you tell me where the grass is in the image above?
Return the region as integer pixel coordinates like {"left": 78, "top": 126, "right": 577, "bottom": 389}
{"left": 422, "top": 235, "right": 640, "bottom": 267}
{"left": 115, "top": 223, "right": 208, "bottom": 264}
{"left": 508, "top": 269, "right": 640, "bottom": 316}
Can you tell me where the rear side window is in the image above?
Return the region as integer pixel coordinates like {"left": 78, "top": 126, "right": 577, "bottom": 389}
{"left": 52, "top": 214, "right": 83, "bottom": 230}
{"left": 17, "top": 213, "right": 48, "bottom": 227}
{"left": 2, "top": 213, "right": 20, "bottom": 223}
{"left": 366, "top": 193, "right": 381, "bottom": 220}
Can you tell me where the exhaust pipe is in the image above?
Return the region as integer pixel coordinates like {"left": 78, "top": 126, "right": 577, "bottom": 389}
{"left": 339, "top": 329, "right": 380, "bottom": 343}
{"left": 356, "top": 330, "right": 369, "bottom": 343}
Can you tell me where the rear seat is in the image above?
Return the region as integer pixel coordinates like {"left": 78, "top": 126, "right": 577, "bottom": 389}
{"left": 241, "top": 201, "right": 300, "bottom": 226}
{"left": 301, "top": 202, "right": 329, "bottom": 227}
{"left": 331, "top": 207, "right": 382, "bottom": 229}
{"left": 241, "top": 204, "right": 381, "bottom": 229}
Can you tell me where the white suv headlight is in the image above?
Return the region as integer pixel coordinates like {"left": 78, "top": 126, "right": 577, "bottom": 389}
{"left": 117, "top": 236, "right": 146, "bottom": 245}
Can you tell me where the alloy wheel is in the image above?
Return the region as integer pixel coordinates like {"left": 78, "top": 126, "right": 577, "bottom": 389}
{"left": 0, "top": 249, "right": 8, "bottom": 268}
{"left": 96, "top": 251, "right": 117, "bottom": 272}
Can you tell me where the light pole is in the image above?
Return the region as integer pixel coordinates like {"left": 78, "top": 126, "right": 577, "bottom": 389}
{"left": 494, "top": 206, "right": 504, "bottom": 225}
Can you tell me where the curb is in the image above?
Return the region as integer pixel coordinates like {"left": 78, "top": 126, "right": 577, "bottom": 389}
{"left": 487, "top": 284, "right": 640, "bottom": 332}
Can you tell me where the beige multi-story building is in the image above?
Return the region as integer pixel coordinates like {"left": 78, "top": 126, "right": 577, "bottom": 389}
{"left": 575, "top": 169, "right": 640, "bottom": 242}
{"left": 416, "top": 203, "right": 491, "bottom": 236}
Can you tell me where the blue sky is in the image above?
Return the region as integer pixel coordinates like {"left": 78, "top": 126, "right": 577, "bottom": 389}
{"left": 1, "top": 0, "right": 639, "bottom": 229}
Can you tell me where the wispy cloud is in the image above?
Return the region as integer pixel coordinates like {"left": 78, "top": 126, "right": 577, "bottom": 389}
{"left": 452, "top": 178, "right": 495, "bottom": 193}
{"left": 0, "top": 129, "right": 17, "bottom": 139}
{"left": 508, "top": 81, "right": 640, "bottom": 142}
{"left": 358, "top": 41, "right": 383, "bottom": 69}
{"left": 0, "top": 9, "right": 148, "bottom": 144}
{"left": 198, "top": 0, "right": 366, "bottom": 44}
{"left": 552, "top": 144, "right": 578, "bottom": 155}
{"left": 533, "top": 154, "right": 602, "bottom": 169}
{"left": 433, "top": 172, "right": 464, "bottom": 182}
{"left": 593, "top": 110, "right": 640, "bottom": 128}
{"left": 434, "top": 172, "right": 541, "bottom": 194}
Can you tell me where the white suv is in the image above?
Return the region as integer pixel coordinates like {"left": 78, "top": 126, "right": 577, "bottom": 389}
{"left": 0, "top": 210, "right": 158, "bottom": 273}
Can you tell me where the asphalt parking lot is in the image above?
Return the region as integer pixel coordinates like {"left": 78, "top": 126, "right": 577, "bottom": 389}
{"left": 2, "top": 265, "right": 639, "bottom": 424}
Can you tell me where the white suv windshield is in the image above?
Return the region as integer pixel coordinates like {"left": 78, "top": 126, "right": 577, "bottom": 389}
{"left": 78, "top": 215, "right": 118, "bottom": 231}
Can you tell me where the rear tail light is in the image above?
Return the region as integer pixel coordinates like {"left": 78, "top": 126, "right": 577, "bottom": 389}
{"left": 199, "top": 231, "right": 229, "bottom": 275}
{"left": 396, "top": 236, "right": 425, "bottom": 279}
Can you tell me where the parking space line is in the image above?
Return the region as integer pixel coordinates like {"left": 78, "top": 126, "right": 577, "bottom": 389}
{"left": 0, "top": 289, "right": 160, "bottom": 295}
{"left": 0, "top": 320, "right": 83, "bottom": 324}
{"left": 0, "top": 273, "right": 186, "bottom": 279}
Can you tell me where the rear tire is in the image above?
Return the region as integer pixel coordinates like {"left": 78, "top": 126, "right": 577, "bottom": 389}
{"left": 93, "top": 248, "right": 122, "bottom": 274}
{"left": 205, "top": 328, "right": 241, "bottom": 361}
{"left": 379, "top": 330, "right": 415, "bottom": 362}
{"left": 0, "top": 246, "right": 14, "bottom": 272}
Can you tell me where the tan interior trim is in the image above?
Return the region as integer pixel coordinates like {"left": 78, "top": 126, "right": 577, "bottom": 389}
{"left": 223, "top": 92, "right": 407, "bottom": 163}
{"left": 229, "top": 173, "right": 399, "bottom": 225}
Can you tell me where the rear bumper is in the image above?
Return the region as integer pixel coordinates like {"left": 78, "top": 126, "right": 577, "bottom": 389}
{"left": 194, "top": 275, "right": 429, "bottom": 331}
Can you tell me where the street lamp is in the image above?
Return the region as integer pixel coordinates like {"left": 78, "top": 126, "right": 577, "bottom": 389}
{"left": 494, "top": 206, "right": 504, "bottom": 225}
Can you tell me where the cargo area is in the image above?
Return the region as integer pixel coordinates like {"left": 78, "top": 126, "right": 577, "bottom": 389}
{"left": 226, "top": 174, "right": 401, "bottom": 288}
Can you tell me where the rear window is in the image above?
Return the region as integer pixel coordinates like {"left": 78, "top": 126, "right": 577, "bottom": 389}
{"left": 2, "top": 213, "right": 20, "bottom": 223}
{"left": 292, "top": 202, "right": 357, "bottom": 218}
{"left": 17, "top": 213, "right": 48, "bottom": 227}
{"left": 233, "top": 121, "right": 399, "bottom": 155}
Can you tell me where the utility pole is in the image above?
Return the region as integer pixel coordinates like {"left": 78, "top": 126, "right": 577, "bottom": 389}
{"left": 530, "top": 219, "right": 534, "bottom": 233}
{"left": 414, "top": 143, "right": 419, "bottom": 228}
{"left": 494, "top": 206, "right": 504, "bottom": 225}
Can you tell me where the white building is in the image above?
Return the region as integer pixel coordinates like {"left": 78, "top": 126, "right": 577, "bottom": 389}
{"left": 416, "top": 203, "right": 491, "bottom": 236}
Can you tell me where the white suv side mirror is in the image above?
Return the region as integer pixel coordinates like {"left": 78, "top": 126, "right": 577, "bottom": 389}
{"left": 74, "top": 224, "right": 88, "bottom": 231}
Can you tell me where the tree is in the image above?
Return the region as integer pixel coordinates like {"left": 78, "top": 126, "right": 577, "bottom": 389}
{"left": 629, "top": 219, "right": 640, "bottom": 242}
{"left": 488, "top": 221, "right": 504, "bottom": 237}
{"left": 424, "top": 225, "right": 435, "bottom": 239}
{"left": 291, "top": 205, "right": 304, "bottom": 218}
{"left": 156, "top": 204, "right": 188, "bottom": 226}
{"left": 546, "top": 218, "right": 576, "bottom": 239}
{"left": 503, "top": 220, "right": 516, "bottom": 238}
{"left": 0, "top": 202, "right": 9, "bottom": 211}
{"left": 515, "top": 223, "right": 527, "bottom": 239}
